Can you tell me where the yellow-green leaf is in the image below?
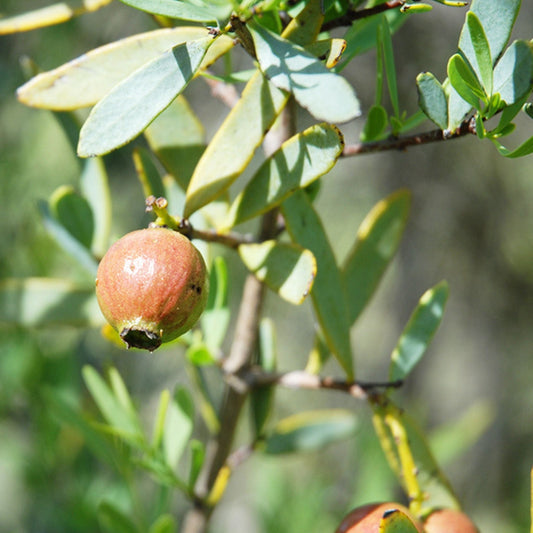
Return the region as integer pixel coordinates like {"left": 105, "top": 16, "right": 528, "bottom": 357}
{"left": 239, "top": 240, "right": 316, "bottom": 305}
{"left": 379, "top": 509, "right": 421, "bottom": 533}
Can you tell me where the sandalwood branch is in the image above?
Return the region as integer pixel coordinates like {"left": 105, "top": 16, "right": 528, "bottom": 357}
{"left": 321, "top": 1, "right": 405, "bottom": 32}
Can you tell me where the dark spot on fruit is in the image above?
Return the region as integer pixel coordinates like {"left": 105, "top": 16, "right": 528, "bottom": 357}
{"left": 120, "top": 327, "right": 162, "bottom": 351}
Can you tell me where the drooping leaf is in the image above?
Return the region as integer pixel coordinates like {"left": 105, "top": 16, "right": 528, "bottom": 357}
{"left": 342, "top": 190, "right": 411, "bottom": 326}
{"left": 145, "top": 96, "right": 205, "bottom": 191}
{"left": 38, "top": 200, "right": 99, "bottom": 275}
{"left": 17, "top": 28, "right": 233, "bottom": 110}
{"left": 239, "top": 241, "right": 316, "bottom": 305}
{"left": 282, "top": 191, "right": 353, "bottom": 378}
{"left": 416, "top": 72, "right": 448, "bottom": 130}
{"left": 0, "top": 278, "right": 101, "bottom": 327}
{"left": 0, "top": 0, "right": 113, "bottom": 35}
{"left": 183, "top": 0, "right": 324, "bottom": 217}
{"left": 225, "top": 123, "right": 344, "bottom": 228}
{"left": 389, "top": 281, "right": 449, "bottom": 382}
{"left": 378, "top": 509, "right": 421, "bottom": 533}
{"left": 493, "top": 40, "right": 533, "bottom": 106}
{"left": 491, "top": 136, "right": 533, "bottom": 158}
{"left": 78, "top": 38, "right": 212, "bottom": 157}
{"left": 80, "top": 158, "right": 112, "bottom": 258}
{"left": 248, "top": 22, "right": 360, "bottom": 123}
{"left": 447, "top": 53, "right": 485, "bottom": 109}
{"left": 49, "top": 185, "right": 94, "bottom": 249}
{"left": 117, "top": 0, "right": 224, "bottom": 22}
{"left": 263, "top": 410, "right": 357, "bottom": 454}
{"left": 465, "top": 12, "right": 493, "bottom": 96}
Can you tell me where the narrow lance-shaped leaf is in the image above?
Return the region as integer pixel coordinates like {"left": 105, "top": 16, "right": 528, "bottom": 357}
{"left": 183, "top": 0, "right": 324, "bottom": 217}
{"left": 17, "top": 28, "right": 233, "bottom": 110}
{"left": 225, "top": 123, "right": 344, "bottom": 228}
{"left": 282, "top": 191, "right": 354, "bottom": 378}
{"left": 491, "top": 136, "right": 533, "bottom": 159}
{"left": 0, "top": 0, "right": 113, "bottom": 35}
{"left": 239, "top": 241, "right": 316, "bottom": 305}
{"left": 248, "top": 21, "right": 360, "bottom": 124}
{"left": 343, "top": 190, "right": 411, "bottom": 326}
{"left": 133, "top": 147, "right": 166, "bottom": 200}
{"left": 416, "top": 72, "right": 448, "bottom": 130}
{"left": 389, "top": 281, "right": 449, "bottom": 382}
{"left": 263, "top": 410, "right": 357, "bottom": 454}
{"left": 78, "top": 38, "right": 212, "bottom": 157}
{"left": 118, "top": 0, "right": 223, "bottom": 23}
{"left": 465, "top": 12, "right": 493, "bottom": 96}
{"left": 379, "top": 15, "right": 400, "bottom": 119}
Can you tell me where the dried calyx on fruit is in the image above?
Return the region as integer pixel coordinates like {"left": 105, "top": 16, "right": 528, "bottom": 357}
{"left": 95, "top": 227, "right": 208, "bottom": 351}
{"left": 423, "top": 508, "right": 479, "bottom": 533}
{"left": 335, "top": 502, "right": 424, "bottom": 533}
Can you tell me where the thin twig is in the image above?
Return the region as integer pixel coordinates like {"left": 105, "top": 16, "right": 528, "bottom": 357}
{"left": 180, "top": 221, "right": 257, "bottom": 249}
{"left": 203, "top": 74, "right": 241, "bottom": 109}
{"left": 321, "top": 0, "right": 405, "bottom": 32}
{"left": 342, "top": 118, "right": 477, "bottom": 157}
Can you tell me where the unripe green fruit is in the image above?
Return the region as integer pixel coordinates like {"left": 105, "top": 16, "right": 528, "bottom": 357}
{"left": 335, "top": 502, "right": 424, "bottom": 533}
{"left": 423, "top": 509, "right": 479, "bottom": 533}
{"left": 95, "top": 227, "right": 208, "bottom": 351}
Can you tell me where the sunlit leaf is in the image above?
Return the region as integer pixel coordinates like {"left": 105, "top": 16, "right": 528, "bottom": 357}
{"left": 78, "top": 38, "right": 211, "bottom": 157}
{"left": 263, "top": 410, "right": 357, "bottom": 454}
{"left": 389, "top": 281, "right": 449, "bottom": 382}
{"left": 342, "top": 190, "right": 411, "bottom": 325}
{"left": 225, "top": 123, "right": 343, "bottom": 228}
{"left": 186, "top": 344, "right": 217, "bottom": 366}
{"left": 249, "top": 22, "right": 360, "bottom": 123}
{"left": 378, "top": 509, "right": 421, "bottom": 533}
{"left": 17, "top": 28, "right": 233, "bottom": 110}
{"left": 282, "top": 191, "right": 353, "bottom": 378}
{"left": 465, "top": 12, "right": 492, "bottom": 96}
{"left": 0, "top": 0, "right": 113, "bottom": 35}
{"left": 447, "top": 54, "right": 485, "bottom": 109}
{"left": 416, "top": 72, "right": 448, "bottom": 130}
{"left": 239, "top": 241, "right": 316, "bottom": 305}
{"left": 379, "top": 15, "right": 400, "bottom": 119}
{"left": 118, "top": 0, "right": 224, "bottom": 22}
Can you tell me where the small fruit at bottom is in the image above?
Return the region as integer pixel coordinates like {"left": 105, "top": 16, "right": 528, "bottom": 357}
{"left": 423, "top": 509, "right": 479, "bottom": 533}
{"left": 335, "top": 502, "right": 424, "bottom": 533}
{"left": 95, "top": 227, "right": 208, "bottom": 351}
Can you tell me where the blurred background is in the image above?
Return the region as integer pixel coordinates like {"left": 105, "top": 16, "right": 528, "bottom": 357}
{"left": 1, "top": 1, "right": 533, "bottom": 532}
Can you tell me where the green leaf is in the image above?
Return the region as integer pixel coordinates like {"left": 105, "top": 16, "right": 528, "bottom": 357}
{"left": 149, "top": 515, "right": 177, "bottom": 533}
{"left": 186, "top": 343, "right": 217, "bottom": 366}
{"left": 82, "top": 366, "right": 144, "bottom": 445}
{"left": 78, "top": 38, "right": 211, "bottom": 157}
{"left": 0, "top": 278, "right": 102, "bottom": 327}
{"left": 98, "top": 501, "right": 140, "bottom": 533}
{"left": 493, "top": 40, "right": 533, "bottom": 105}
{"left": 38, "top": 200, "right": 99, "bottom": 275}
{"left": 379, "top": 509, "right": 421, "bottom": 533}
{"left": 239, "top": 241, "right": 316, "bottom": 305}
{"left": 163, "top": 387, "right": 195, "bottom": 469}
{"left": 416, "top": 72, "right": 448, "bottom": 130}
{"left": 0, "top": 0, "right": 113, "bottom": 35}
{"left": 80, "top": 158, "right": 112, "bottom": 258}
{"left": 133, "top": 147, "right": 166, "bottom": 200}
{"left": 379, "top": 15, "right": 400, "bottom": 119}
{"left": 361, "top": 104, "right": 389, "bottom": 142}
{"left": 17, "top": 28, "right": 233, "bottom": 110}
{"left": 282, "top": 191, "right": 353, "bottom": 378}
{"left": 263, "top": 409, "right": 357, "bottom": 454}
{"left": 118, "top": 0, "right": 225, "bottom": 22}
{"left": 145, "top": 96, "right": 205, "bottom": 191}
{"left": 492, "top": 136, "right": 533, "bottom": 158}
{"left": 389, "top": 281, "right": 449, "bottom": 382}
{"left": 465, "top": 12, "right": 493, "bottom": 95}
{"left": 188, "top": 440, "right": 205, "bottom": 488}
{"left": 248, "top": 22, "right": 360, "bottom": 123}
{"left": 49, "top": 185, "right": 94, "bottom": 249}
{"left": 251, "top": 318, "right": 278, "bottom": 437}
{"left": 447, "top": 53, "right": 486, "bottom": 109}
{"left": 186, "top": 365, "right": 219, "bottom": 434}
{"left": 225, "top": 123, "right": 344, "bottom": 228}
{"left": 342, "top": 190, "right": 411, "bottom": 326}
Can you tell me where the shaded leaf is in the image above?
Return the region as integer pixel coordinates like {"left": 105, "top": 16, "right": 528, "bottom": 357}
{"left": 98, "top": 501, "right": 140, "bottom": 533}
{"left": 225, "top": 123, "right": 343, "bottom": 228}
{"left": 239, "top": 241, "right": 316, "bottom": 305}
{"left": 78, "top": 38, "right": 211, "bottom": 157}
{"left": 416, "top": 72, "right": 448, "bottom": 130}
{"left": 118, "top": 0, "right": 222, "bottom": 22}
{"left": 0, "top": 278, "right": 102, "bottom": 327}
{"left": 389, "top": 281, "right": 448, "bottom": 382}
{"left": 249, "top": 22, "right": 360, "bottom": 123}
{"left": 17, "top": 28, "right": 233, "bottom": 110}
{"left": 342, "top": 190, "right": 411, "bottom": 325}
{"left": 361, "top": 104, "right": 389, "bottom": 141}
{"left": 188, "top": 440, "right": 205, "bottom": 488}
{"left": 133, "top": 147, "right": 166, "bottom": 200}
{"left": 263, "top": 410, "right": 357, "bottom": 454}
{"left": 282, "top": 191, "right": 353, "bottom": 378}
{"left": 379, "top": 509, "right": 421, "bottom": 533}
{"left": 0, "top": 0, "right": 113, "bottom": 35}
{"left": 493, "top": 40, "right": 533, "bottom": 105}
{"left": 49, "top": 185, "right": 94, "bottom": 249}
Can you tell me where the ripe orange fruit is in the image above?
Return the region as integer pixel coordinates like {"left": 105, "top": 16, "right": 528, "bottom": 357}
{"left": 96, "top": 227, "right": 208, "bottom": 351}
